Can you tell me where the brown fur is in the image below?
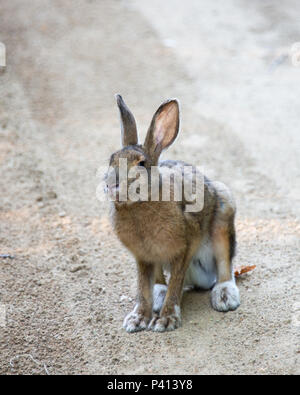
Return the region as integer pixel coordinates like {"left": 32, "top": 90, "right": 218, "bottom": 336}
{"left": 106, "top": 95, "right": 238, "bottom": 332}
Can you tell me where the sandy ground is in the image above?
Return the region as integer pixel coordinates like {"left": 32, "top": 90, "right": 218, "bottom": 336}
{"left": 0, "top": 0, "right": 299, "bottom": 375}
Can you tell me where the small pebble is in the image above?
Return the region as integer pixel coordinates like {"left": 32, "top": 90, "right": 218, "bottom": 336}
{"left": 0, "top": 254, "right": 14, "bottom": 259}
{"left": 120, "top": 295, "right": 128, "bottom": 302}
{"left": 47, "top": 191, "right": 57, "bottom": 199}
{"left": 70, "top": 265, "right": 87, "bottom": 273}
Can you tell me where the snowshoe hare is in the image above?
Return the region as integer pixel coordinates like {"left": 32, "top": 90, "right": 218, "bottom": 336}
{"left": 104, "top": 95, "right": 240, "bottom": 333}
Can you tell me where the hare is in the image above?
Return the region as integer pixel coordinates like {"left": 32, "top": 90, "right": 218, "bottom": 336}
{"left": 104, "top": 95, "right": 240, "bottom": 333}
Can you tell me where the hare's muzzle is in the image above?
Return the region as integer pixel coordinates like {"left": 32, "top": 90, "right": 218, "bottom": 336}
{"left": 106, "top": 182, "right": 119, "bottom": 195}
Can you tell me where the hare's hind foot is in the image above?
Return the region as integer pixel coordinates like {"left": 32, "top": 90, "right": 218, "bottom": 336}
{"left": 211, "top": 182, "right": 240, "bottom": 312}
{"left": 211, "top": 280, "right": 240, "bottom": 312}
{"left": 153, "top": 284, "right": 167, "bottom": 314}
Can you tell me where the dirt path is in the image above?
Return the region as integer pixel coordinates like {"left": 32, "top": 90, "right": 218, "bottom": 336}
{"left": 0, "top": 0, "right": 299, "bottom": 374}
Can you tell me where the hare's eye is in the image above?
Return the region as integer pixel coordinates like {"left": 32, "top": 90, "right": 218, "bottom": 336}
{"left": 138, "top": 160, "right": 145, "bottom": 167}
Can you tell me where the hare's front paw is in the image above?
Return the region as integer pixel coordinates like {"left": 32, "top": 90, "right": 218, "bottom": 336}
{"left": 148, "top": 305, "right": 182, "bottom": 332}
{"left": 123, "top": 305, "right": 150, "bottom": 333}
{"left": 211, "top": 281, "right": 240, "bottom": 312}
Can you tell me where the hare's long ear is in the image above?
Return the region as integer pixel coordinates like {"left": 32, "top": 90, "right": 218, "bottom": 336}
{"left": 115, "top": 94, "right": 138, "bottom": 147}
{"left": 144, "top": 99, "right": 179, "bottom": 161}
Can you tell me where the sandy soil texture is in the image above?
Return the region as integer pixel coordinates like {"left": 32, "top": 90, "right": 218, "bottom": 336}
{"left": 0, "top": 0, "right": 299, "bottom": 374}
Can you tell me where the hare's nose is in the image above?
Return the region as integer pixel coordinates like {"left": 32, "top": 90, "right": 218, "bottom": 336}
{"left": 108, "top": 182, "right": 119, "bottom": 190}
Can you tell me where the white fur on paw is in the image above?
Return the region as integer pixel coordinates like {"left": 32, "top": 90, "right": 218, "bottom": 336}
{"left": 123, "top": 305, "right": 150, "bottom": 333}
{"left": 148, "top": 305, "right": 181, "bottom": 332}
{"left": 211, "top": 281, "right": 240, "bottom": 312}
{"left": 153, "top": 284, "right": 168, "bottom": 313}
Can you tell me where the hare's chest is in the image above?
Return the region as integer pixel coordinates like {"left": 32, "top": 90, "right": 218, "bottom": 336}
{"left": 112, "top": 205, "right": 185, "bottom": 263}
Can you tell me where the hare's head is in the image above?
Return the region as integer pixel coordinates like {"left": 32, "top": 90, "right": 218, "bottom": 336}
{"left": 105, "top": 95, "right": 180, "bottom": 205}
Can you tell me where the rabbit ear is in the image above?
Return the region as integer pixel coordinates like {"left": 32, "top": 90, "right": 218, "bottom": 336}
{"left": 144, "top": 99, "right": 180, "bottom": 161}
{"left": 115, "top": 94, "right": 138, "bottom": 147}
